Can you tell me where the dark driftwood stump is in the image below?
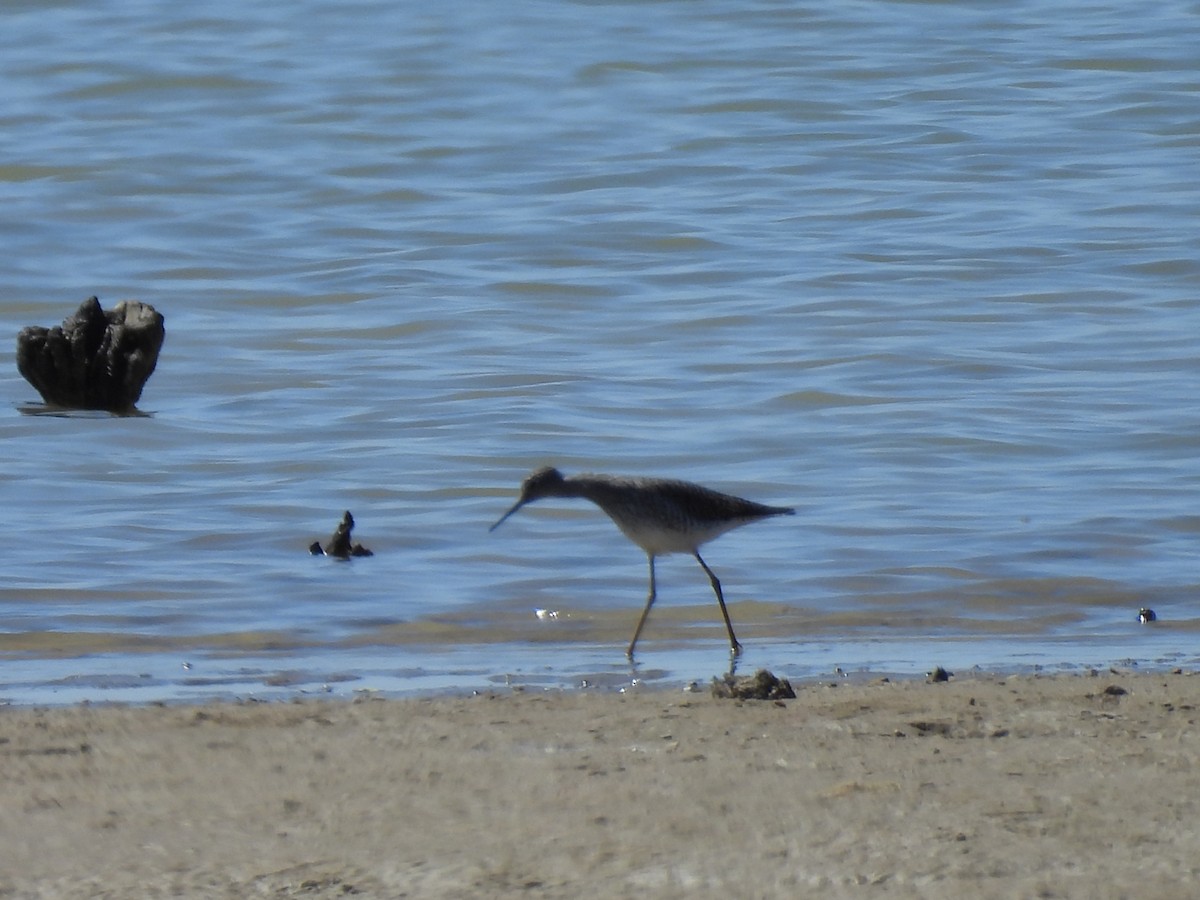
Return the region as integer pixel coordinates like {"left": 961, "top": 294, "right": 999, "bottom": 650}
{"left": 310, "top": 511, "right": 374, "bottom": 559}
{"left": 16, "top": 296, "right": 165, "bottom": 413}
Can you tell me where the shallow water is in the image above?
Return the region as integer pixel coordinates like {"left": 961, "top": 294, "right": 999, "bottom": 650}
{"left": 1, "top": 0, "right": 1198, "bottom": 703}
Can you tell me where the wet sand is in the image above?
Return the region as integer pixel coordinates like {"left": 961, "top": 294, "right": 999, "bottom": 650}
{"left": 2, "top": 670, "right": 1197, "bottom": 899}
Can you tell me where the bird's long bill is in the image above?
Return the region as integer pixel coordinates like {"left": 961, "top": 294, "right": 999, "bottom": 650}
{"left": 489, "top": 498, "right": 527, "bottom": 532}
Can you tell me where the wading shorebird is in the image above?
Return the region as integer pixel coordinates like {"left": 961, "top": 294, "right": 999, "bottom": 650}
{"left": 490, "top": 466, "right": 793, "bottom": 657}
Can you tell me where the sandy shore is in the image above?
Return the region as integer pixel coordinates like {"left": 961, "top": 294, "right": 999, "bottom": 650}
{"left": 2, "top": 670, "right": 1197, "bottom": 899}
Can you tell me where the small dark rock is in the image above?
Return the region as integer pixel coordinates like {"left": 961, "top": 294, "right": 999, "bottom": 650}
{"left": 311, "top": 511, "right": 373, "bottom": 559}
{"left": 17, "top": 296, "right": 165, "bottom": 412}
{"left": 927, "top": 666, "right": 952, "bottom": 683}
{"left": 711, "top": 669, "right": 796, "bottom": 701}
{"left": 1138, "top": 607, "right": 1157, "bottom": 623}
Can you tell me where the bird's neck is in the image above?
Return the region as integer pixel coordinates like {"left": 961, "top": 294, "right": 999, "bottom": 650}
{"left": 553, "top": 474, "right": 596, "bottom": 501}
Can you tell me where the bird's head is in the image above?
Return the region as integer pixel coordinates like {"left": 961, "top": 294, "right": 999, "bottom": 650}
{"left": 489, "top": 466, "right": 566, "bottom": 531}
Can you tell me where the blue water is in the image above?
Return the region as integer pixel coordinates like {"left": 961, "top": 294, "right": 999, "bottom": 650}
{"left": 1, "top": 0, "right": 1198, "bottom": 703}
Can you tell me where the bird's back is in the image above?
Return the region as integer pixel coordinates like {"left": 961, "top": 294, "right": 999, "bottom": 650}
{"left": 571, "top": 474, "right": 793, "bottom": 555}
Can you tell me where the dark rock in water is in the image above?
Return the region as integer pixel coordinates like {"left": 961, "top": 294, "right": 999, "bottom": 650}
{"left": 311, "top": 510, "right": 373, "bottom": 559}
{"left": 16, "top": 296, "right": 165, "bottom": 412}
{"left": 1138, "top": 607, "right": 1157, "bottom": 623}
{"left": 711, "top": 669, "right": 796, "bottom": 701}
